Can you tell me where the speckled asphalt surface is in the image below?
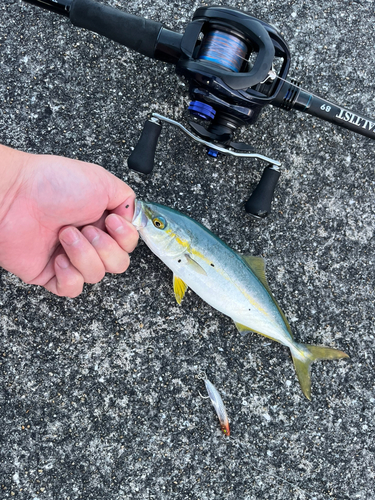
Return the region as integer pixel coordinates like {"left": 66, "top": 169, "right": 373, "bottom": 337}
{"left": 0, "top": 1, "right": 374, "bottom": 499}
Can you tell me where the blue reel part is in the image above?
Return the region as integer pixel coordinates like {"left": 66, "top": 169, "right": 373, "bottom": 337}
{"left": 188, "top": 101, "right": 216, "bottom": 120}
{"left": 207, "top": 148, "right": 219, "bottom": 157}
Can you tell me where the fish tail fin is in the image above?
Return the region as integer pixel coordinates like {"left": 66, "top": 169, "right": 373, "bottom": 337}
{"left": 291, "top": 344, "right": 349, "bottom": 400}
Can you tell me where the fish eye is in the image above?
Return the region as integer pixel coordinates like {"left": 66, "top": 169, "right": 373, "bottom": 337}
{"left": 152, "top": 216, "right": 166, "bottom": 230}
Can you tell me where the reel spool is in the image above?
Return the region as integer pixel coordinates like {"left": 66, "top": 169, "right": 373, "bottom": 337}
{"left": 197, "top": 27, "right": 249, "bottom": 73}
{"left": 187, "top": 23, "right": 258, "bottom": 150}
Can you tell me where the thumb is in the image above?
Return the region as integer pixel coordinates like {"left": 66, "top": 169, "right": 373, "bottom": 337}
{"left": 101, "top": 168, "right": 136, "bottom": 222}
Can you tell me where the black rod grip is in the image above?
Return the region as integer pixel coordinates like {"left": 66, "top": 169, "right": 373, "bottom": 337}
{"left": 69, "top": 0, "right": 163, "bottom": 58}
{"left": 128, "top": 120, "right": 162, "bottom": 174}
{"left": 245, "top": 165, "right": 280, "bottom": 218}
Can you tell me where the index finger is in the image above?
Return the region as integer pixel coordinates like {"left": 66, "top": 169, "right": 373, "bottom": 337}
{"left": 105, "top": 214, "right": 139, "bottom": 253}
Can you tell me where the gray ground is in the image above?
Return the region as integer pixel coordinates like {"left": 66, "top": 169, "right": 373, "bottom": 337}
{"left": 0, "top": 0, "right": 374, "bottom": 499}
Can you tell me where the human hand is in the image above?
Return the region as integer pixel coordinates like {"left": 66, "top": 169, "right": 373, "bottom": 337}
{"left": 0, "top": 146, "right": 139, "bottom": 297}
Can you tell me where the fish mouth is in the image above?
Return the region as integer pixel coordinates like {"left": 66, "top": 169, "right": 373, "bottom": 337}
{"left": 132, "top": 199, "right": 148, "bottom": 229}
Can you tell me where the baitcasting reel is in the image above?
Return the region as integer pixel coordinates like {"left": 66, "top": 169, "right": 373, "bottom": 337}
{"left": 23, "top": 0, "right": 375, "bottom": 217}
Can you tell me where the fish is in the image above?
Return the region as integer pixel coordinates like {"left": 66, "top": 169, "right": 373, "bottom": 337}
{"left": 132, "top": 200, "right": 349, "bottom": 400}
{"left": 203, "top": 377, "right": 230, "bottom": 436}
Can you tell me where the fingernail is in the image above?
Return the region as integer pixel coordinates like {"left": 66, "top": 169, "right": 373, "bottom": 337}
{"left": 60, "top": 227, "right": 80, "bottom": 245}
{"left": 83, "top": 226, "right": 100, "bottom": 245}
{"left": 56, "top": 254, "right": 70, "bottom": 269}
{"left": 106, "top": 214, "right": 125, "bottom": 233}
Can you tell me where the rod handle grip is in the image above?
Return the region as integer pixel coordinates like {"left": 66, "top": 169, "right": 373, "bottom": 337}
{"left": 70, "top": 0, "right": 162, "bottom": 58}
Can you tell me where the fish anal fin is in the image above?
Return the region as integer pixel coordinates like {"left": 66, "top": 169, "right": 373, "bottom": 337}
{"left": 173, "top": 275, "right": 188, "bottom": 305}
{"left": 234, "top": 321, "right": 270, "bottom": 339}
{"left": 235, "top": 321, "right": 253, "bottom": 336}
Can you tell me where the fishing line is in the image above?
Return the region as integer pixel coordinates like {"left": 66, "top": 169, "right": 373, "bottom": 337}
{"left": 198, "top": 29, "right": 248, "bottom": 72}
{"left": 256, "top": 63, "right": 355, "bottom": 109}
{"left": 263, "top": 70, "right": 323, "bottom": 101}
{"left": 229, "top": 47, "right": 334, "bottom": 103}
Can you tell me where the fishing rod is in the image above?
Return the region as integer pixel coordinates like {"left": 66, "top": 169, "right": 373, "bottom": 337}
{"left": 22, "top": 0, "right": 375, "bottom": 218}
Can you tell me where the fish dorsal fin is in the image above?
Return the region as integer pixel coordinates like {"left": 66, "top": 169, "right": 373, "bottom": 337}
{"left": 173, "top": 275, "right": 188, "bottom": 305}
{"left": 185, "top": 254, "right": 207, "bottom": 275}
{"left": 241, "top": 255, "right": 268, "bottom": 286}
{"left": 241, "top": 254, "right": 294, "bottom": 338}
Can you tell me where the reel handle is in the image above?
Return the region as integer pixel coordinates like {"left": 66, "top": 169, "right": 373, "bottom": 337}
{"left": 128, "top": 119, "right": 162, "bottom": 175}
{"left": 245, "top": 165, "right": 281, "bottom": 218}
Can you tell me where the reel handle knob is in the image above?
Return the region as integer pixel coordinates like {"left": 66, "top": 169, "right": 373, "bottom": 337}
{"left": 245, "top": 165, "right": 280, "bottom": 218}
{"left": 128, "top": 119, "right": 162, "bottom": 174}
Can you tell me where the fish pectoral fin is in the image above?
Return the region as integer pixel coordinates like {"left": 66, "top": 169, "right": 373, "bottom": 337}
{"left": 185, "top": 254, "right": 207, "bottom": 275}
{"left": 173, "top": 275, "right": 188, "bottom": 305}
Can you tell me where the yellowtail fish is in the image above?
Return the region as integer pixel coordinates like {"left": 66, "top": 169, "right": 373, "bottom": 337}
{"left": 132, "top": 200, "right": 349, "bottom": 400}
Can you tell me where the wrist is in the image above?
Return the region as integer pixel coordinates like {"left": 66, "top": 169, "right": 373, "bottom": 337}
{"left": 0, "top": 145, "right": 29, "bottom": 223}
